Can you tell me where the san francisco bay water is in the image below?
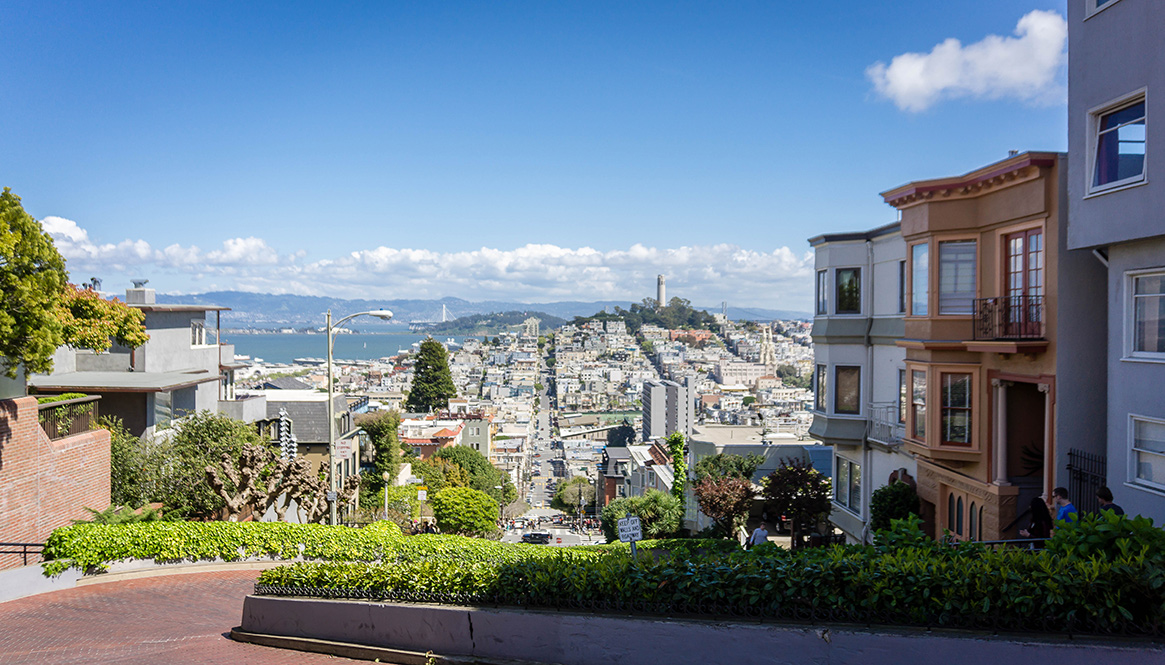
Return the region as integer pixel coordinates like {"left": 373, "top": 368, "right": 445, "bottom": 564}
{"left": 223, "top": 332, "right": 482, "bottom": 365}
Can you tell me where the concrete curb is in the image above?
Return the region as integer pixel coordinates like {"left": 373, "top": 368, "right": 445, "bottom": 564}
{"left": 229, "top": 627, "right": 539, "bottom": 665}
{"left": 237, "top": 595, "right": 1165, "bottom": 665}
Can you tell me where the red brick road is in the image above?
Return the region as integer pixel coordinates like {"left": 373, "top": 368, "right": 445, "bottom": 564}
{"left": 0, "top": 570, "right": 364, "bottom": 664}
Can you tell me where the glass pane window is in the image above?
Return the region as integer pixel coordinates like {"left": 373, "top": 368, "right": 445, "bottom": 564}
{"left": 1133, "top": 418, "right": 1165, "bottom": 488}
{"left": 849, "top": 461, "right": 861, "bottom": 511}
{"left": 898, "top": 369, "right": 907, "bottom": 424}
{"left": 941, "top": 373, "right": 972, "bottom": 445}
{"left": 1133, "top": 274, "right": 1165, "bottom": 354}
{"left": 834, "top": 366, "right": 861, "bottom": 415}
{"left": 835, "top": 457, "right": 849, "bottom": 506}
{"left": 835, "top": 268, "right": 861, "bottom": 314}
{"left": 816, "top": 270, "right": 828, "bottom": 315}
{"left": 911, "top": 370, "right": 927, "bottom": 440}
{"left": 911, "top": 244, "right": 929, "bottom": 316}
{"left": 815, "top": 364, "right": 828, "bottom": 412}
{"left": 898, "top": 260, "right": 907, "bottom": 314}
{"left": 1093, "top": 100, "right": 1146, "bottom": 189}
{"left": 939, "top": 241, "right": 976, "bottom": 315}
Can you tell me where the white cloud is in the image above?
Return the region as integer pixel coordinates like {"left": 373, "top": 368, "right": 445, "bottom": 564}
{"left": 867, "top": 10, "right": 1067, "bottom": 112}
{"left": 40, "top": 217, "right": 814, "bottom": 310}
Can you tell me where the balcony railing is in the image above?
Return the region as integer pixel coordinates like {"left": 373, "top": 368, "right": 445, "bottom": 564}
{"left": 867, "top": 402, "right": 904, "bottom": 447}
{"left": 37, "top": 395, "right": 101, "bottom": 440}
{"left": 972, "top": 295, "right": 1045, "bottom": 340}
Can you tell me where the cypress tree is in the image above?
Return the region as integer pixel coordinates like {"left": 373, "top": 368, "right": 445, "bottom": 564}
{"left": 405, "top": 338, "right": 456, "bottom": 412}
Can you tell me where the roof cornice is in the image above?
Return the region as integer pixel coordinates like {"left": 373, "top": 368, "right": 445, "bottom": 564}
{"left": 880, "top": 152, "right": 1061, "bottom": 210}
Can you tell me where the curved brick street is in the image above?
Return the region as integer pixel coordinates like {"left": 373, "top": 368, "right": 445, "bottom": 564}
{"left": 0, "top": 570, "right": 363, "bottom": 664}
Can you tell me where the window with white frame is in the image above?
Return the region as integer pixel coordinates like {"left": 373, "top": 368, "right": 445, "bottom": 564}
{"left": 1132, "top": 272, "right": 1165, "bottom": 357}
{"left": 911, "top": 243, "right": 929, "bottom": 316}
{"left": 191, "top": 320, "right": 206, "bottom": 346}
{"left": 816, "top": 270, "right": 828, "bottom": 316}
{"left": 938, "top": 241, "right": 977, "bottom": 315}
{"left": 814, "top": 364, "right": 827, "bottom": 412}
{"left": 1089, "top": 92, "right": 1146, "bottom": 194}
{"left": 835, "top": 456, "right": 861, "bottom": 513}
{"left": 1132, "top": 416, "right": 1165, "bottom": 491}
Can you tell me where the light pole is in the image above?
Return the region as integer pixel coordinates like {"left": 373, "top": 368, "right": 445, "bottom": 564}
{"left": 327, "top": 308, "right": 393, "bottom": 526}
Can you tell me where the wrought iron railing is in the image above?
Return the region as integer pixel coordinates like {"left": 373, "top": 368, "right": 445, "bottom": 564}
{"left": 36, "top": 395, "right": 101, "bottom": 440}
{"left": 0, "top": 542, "right": 44, "bottom": 566}
{"left": 972, "top": 295, "right": 1045, "bottom": 340}
{"left": 867, "top": 402, "right": 904, "bottom": 446}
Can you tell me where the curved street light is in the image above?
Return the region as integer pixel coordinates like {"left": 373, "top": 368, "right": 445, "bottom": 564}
{"left": 328, "top": 309, "right": 393, "bottom": 526}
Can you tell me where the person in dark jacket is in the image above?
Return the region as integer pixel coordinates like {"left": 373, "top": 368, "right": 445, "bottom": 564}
{"left": 1018, "top": 496, "right": 1053, "bottom": 543}
{"left": 1096, "top": 487, "right": 1125, "bottom": 515}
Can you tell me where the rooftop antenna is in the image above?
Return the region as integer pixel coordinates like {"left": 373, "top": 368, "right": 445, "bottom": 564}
{"left": 132, "top": 279, "right": 149, "bottom": 288}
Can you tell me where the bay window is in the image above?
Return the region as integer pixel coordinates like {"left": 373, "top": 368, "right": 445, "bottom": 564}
{"left": 938, "top": 241, "right": 976, "bottom": 315}
{"left": 816, "top": 270, "right": 828, "bottom": 316}
{"left": 814, "top": 364, "right": 827, "bottom": 412}
{"left": 836, "top": 268, "right": 861, "bottom": 314}
{"left": 911, "top": 244, "right": 929, "bottom": 316}
{"left": 911, "top": 370, "right": 926, "bottom": 440}
{"left": 835, "top": 366, "right": 861, "bottom": 415}
{"left": 940, "top": 373, "right": 972, "bottom": 445}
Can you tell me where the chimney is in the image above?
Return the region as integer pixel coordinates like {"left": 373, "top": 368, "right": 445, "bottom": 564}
{"left": 126, "top": 279, "right": 155, "bottom": 305}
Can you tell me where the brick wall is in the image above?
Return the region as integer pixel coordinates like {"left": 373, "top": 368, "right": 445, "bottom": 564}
{"left": 0, "top": 396, "right": 111, "bottom": 570}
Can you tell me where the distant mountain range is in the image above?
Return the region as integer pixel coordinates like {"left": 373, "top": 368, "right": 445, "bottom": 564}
{"left": 153, "top": 291, "right": 810, "bottom": 329}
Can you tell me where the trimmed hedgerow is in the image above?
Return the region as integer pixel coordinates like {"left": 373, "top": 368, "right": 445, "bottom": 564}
{"left": 40, "top": 519, "right": 730, "bottom": 576}
{"left": 253, "top": 515, "right": 1165, "bottom": 637}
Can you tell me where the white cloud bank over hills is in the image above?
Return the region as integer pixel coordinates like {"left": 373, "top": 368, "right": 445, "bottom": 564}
{"left": 41, "top": 216, "right": 814, "bottom": 309}
{"left": 867, "top": 10, "right": 1067, "bottom": 112}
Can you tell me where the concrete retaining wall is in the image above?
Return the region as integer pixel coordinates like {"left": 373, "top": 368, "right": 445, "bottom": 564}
{"left": 239, "top": 595, "right": 1165, "bottom": 665}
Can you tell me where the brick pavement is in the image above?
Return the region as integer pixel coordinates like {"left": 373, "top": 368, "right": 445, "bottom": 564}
{"left": 0, "top": 570, "right": 365, "bottom": 664}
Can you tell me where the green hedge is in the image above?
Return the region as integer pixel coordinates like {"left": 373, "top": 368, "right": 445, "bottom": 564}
{"left": 43, "top": 521, "right": 713, "bottom": 576}
{"left": 257, "top": 542, "right": 1164, "bottom": 636}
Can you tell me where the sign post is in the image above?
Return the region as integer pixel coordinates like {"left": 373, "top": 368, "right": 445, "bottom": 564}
{"left": 617, "top": 515, "right": 643, "bottom": 563}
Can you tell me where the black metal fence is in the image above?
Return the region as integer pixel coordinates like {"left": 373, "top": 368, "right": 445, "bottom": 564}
{"left": 36, "top": 395, "right": 101, "bottom": 440}
{"left": 972, "top": 295, "right": 1044, "bottom": 340}
{"left": 1067, "top": 448, "right": 1107, "bottom": 514}
{"left": 0, "top": 542, "right": 44, "bottom": 566}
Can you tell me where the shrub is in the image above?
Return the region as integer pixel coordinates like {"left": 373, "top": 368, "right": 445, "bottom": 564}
{"left": 429, "top": 487, "right": 499, "bottom": 537}
{"left": 1046, "top": 510, "right": 1165, "bottom": 564}
{"left": 600, "top": 489, "right": 683, "bottom": 543}
{"left": 692, "top": 475, "right": 754, "bottom": 538}
{"left": 869, "top": 481, "right": 921, "bottom": 533}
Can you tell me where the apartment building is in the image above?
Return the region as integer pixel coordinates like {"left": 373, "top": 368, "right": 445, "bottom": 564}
{"left": 28, "top": 284, "right": 260, "bottom": 438}
{"left": 881, "top": 151, "right": 1067, "bottom": 540}
{"left": 641, "top": 377, "right": 694, "bottom": 442}
{"left": 1062, "top": 0, "right": 1165, "bottom": 519}
{"left": 808, "top": 222, "right": 915, "bottom": 542}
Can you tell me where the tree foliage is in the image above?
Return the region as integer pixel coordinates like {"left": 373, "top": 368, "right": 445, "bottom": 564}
{"left": 665, "top": 432, "right": 687, "bottom": 502}
{"left": 599, "top": 489, "right": 683, "bottom": 543}
{"left": 869, "top": 481, "right": 921, "bottom": 533}
{"left": 57, "top": 284, "right": 149, "bottom": 352}
{"left": 551, "top": 476, "right": 596, "bottom": 513}
{"left": 692, "top": 475, "right": 755, "bottom": 538}
{"left": 405, "top": 338, "right": 457, "bottom": 412}
{"left": 605, "top": 420, "right": 636, "bottom": 447}
{"left": 762, "top": 458, "right": 832, "bottom": 547}
{"left": 693, "top": 453, "right": 765, "bottom": 483}
{"left": 571, "top": 297, "right": 717, "bottom": 336}
{"left": 412, "top": 457, "right": 470, "bottom": 493}
{"left": 432, "top": 445, "right": 516, "bottom": 505}
{"left": 355, "top": 410, "right": 402, "bottom": 492}
{"left": 430, "top": 486, "right": 499, "bottom": 537}
{"left": 0, "top": 188, "right": 68, "bottom": 378}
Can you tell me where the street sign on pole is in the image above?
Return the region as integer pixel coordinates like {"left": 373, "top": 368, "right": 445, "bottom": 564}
{"left": 417, "top": 489, "right": 428, "bottom": 501}
{"left": 617, "top": 515, "right": 643, "bottom": 562}
{"left": 336, "top": 437, "right": 354, "bottom": 460}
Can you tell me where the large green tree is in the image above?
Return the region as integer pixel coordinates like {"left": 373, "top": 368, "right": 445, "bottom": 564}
{"left": 405, "top": 338, "right": 456, "bottom": 412}
{"left": 0, "top": 189, "right": 149, "bottom": 378}
{"left": 762, "top": 458, "right": 832, "bottom": 549}
{"left": 0, "top": 188, "right": 68, "bottom": 378}
{"left": 694, "top": 453, "right": 765, "bottom": 483}
{"left": 432, "top": 445, "right": 517, "bottom": 505}
{"left": 551, "top": 476, "right": 596, "bottom": 513}
{"left": 429, "top": 486, "right": 499, "bottom": 537}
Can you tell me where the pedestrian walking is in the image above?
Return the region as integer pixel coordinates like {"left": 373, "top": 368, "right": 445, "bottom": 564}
{"left": 1096, "top": 487, "right": 1125, "bottom": 516}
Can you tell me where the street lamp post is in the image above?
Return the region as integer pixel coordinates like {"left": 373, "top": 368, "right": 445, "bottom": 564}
{"left": 327, "top": 308, "right": 393, "bottom": 526}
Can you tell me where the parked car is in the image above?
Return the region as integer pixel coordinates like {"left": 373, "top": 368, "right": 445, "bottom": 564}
{"left": 521, "top": 532, "right": 551, "bottom": 545}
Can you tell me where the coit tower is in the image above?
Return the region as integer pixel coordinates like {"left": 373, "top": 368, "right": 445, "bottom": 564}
{"left": 657, "top": 274, "right": 666, "bottom": 308}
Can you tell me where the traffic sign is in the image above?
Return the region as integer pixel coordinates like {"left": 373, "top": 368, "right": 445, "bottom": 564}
{"left": 417, "top": 489, "right": 428, "bottom": 501}
{"left": 336, "top": 437, "right": 355, "bottom": 459}
{"left": 617, "top": 516, "right": 642, "bottom": 543}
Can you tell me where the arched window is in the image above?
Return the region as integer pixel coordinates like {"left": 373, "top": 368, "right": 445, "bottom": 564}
{"left": 979, "top": 506, "right": 984, "bottom": 541}
{"left": 947, "top": 494, "right": 955, "bottom": 533}
{"left": 969, "top": 502, "right": 977, "bottom": 541}
{"left": 956, "top": 497, "right": 964, "bottom": 535}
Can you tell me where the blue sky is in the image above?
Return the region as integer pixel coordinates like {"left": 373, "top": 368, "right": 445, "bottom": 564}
{"left": 1, "top": 1, "right": 1068, "bottom": 311}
